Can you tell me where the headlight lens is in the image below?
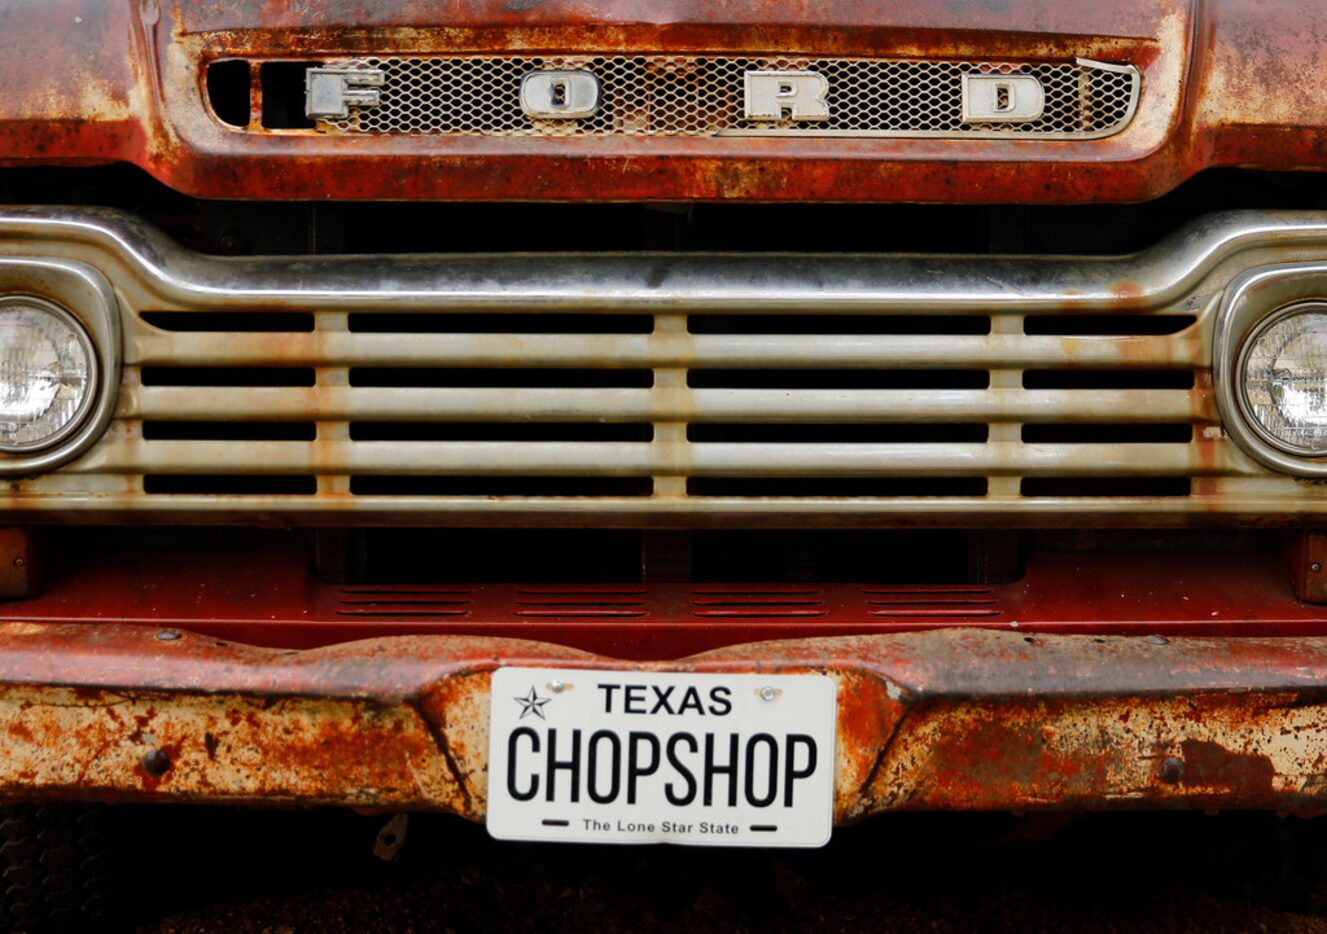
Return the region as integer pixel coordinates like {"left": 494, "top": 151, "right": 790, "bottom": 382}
{"left": 1242, "top": 305, "right": 1327, "bottom": 455}
{"left": 0, "top": 298, "right": 96, "bottom": 452}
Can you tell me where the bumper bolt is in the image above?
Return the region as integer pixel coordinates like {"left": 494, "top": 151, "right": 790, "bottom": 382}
{"left": 1159, "top": 757, "right": 1185, "bottom": 784}
{"left": 760, "top": 686, "right": 778, "bottom": 701}
{"left": 141, "top": 748, "right": 171, "bottom": 777}
{"left": 155, "top": 629, "right": 182, "bottom": 642}
{"left": 1147, "top": 635, "right": 1169, "bottom": 646}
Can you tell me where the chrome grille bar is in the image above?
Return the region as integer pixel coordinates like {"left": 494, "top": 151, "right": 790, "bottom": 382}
{"left": 0, "top": 208, "right": 1325, "bottom": 525}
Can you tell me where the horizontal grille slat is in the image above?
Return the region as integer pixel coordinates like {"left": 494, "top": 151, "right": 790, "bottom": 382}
{"left": 72, "top": 441, "right": 1251, "bottom": 478}
{"left": 126, "top": 387, "right": 1213, "bottom": 424}
{"left": 131, "top": 332, "right": 1200, "bottom": 369}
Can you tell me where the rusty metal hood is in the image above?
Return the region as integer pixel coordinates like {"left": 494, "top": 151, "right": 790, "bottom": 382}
{"left": 0, "top": 0, "right": 1320, "bottom": 202}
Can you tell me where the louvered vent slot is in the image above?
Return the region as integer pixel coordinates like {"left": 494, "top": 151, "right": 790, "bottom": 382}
{"left": 690, "top": 588, "right": 828, "bottom": 618}
{"left": 336, "top": 586, "right": 475, "bottom": 618}
{"left": 863, "top": 586, "right": 1002, "bottom": 618}
{"left": 516, "top": 588, "right": 649, "bottom": 618}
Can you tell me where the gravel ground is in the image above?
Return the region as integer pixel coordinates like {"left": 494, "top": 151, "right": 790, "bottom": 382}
{"left": 123, "top": 808, "right": 1327, "bottom": 933}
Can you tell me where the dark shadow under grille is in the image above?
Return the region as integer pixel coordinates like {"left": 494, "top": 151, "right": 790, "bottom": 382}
{"left": 688, "top": 478, "right": 988, "bottom": 497}
{"left": 688, "top": 369, "right": 991, "bottom": 389}
{"left": 349, "top": 476, "right": 654, "bottom": 497}
{"left": 1020, "top": 478, "right": 1191, "bottom": 498}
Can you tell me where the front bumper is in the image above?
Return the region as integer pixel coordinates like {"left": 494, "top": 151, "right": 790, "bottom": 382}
{"left": 5, "top": 622, "right": 1327, "bottom": 819}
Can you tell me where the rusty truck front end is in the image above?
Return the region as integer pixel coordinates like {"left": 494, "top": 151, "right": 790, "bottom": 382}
{"left": 3, "top": 0, "right": 1327, "bottom": 916}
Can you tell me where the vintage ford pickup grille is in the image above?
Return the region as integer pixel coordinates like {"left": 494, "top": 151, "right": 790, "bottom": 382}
{"left": 314, "top": 56, "right": 1139, "bottom": 139}
{"left": 5, "top": 209, "right": 1327, "bottom": 525}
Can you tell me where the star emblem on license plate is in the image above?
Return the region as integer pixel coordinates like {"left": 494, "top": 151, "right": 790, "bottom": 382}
{"left": 514, "top": 686, "right": 551, "bottom": 720}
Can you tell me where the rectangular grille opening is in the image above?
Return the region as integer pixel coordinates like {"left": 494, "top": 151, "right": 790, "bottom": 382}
{"left": 349, "top": 422, "right": 653, "bottom": 442}
{"left": 348, "top": 313, "right": 653, "bottom": 334}
{"left": 1021, "top": 424, "right": 1193, "bottom": 444}
{"left": 688, "top": 315, "right": 991, "bottom": 335}
{"left": 687, "top": 478, "right": 988, "bottom": 497}
{"left": 1022, "top": 370, "right": 1195, "bottom": 390}
{"left": 144, "top": 475, "right": 318, "bottom": 495}
{"left": 688, "top": 424, "right": 988, "bottom": 443}
{"left": 260, "top": 61, "right": 317, "bottom": 129}
{"left": 206, "top": 59, "right": 251, "bottom": 128}
{"left": 688, "top": 370, "right": 990, "bottom": 389}
{"left": 143, "top": 422, "right": 317, "bottom": 442}
{"left": 349, "top": 368, "right": 654, "bottom": 388}
{"left": 1023, "top": 314, "right": 1197, "bottom": 336}
{"left": 1020, "top": 478, "right": 1191, "bottom": 498}
{"left": 349, "top": 476, "right": 653, "bottom": 497}
{"left": 140, "top": 312, "right": 315, "bottom": 333}
{"left": 140, "top": 367, "right": 316, "bottom": 387}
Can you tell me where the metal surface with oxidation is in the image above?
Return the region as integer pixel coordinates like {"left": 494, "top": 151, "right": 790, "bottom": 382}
{"left": 0, "top": 0, "right": 1321, "bottom": 202}
{"left": 3, "top": 207, "right": 1327, "bottom": 524}
{"left": 1, "top": 621, "right": 1326, "bottom": 817}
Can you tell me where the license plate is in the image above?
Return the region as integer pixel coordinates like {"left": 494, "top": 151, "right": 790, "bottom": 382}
{"left": 486, "top": 667, "right": 836, "bottom": 847}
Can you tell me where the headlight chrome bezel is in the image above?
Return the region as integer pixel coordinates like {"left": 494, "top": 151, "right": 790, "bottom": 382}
{"left": 0, "top": 295, "right": 99, "bottom": 454}
{"left": 1216, "top": 265, "right": 1327, "bottom": 478}
{"left": 1235, "top": 301, "right": 1327, "bottom": 459}
{"left": 0, "top": 260, "right": 120, "bottom": 477}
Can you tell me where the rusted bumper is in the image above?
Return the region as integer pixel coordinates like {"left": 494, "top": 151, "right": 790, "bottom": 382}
{"left": 3, "top": 622, "right": 1327, "bottom": 819}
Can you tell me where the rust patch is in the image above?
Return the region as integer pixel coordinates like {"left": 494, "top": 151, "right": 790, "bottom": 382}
{"left": 0, "top": 624, "right": 1323, "bottom": 820}
{"left": 1180, "top": 739, "right": 1277, "bottom": 796}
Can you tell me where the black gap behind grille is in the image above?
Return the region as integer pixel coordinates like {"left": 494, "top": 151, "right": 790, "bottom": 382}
{"left": 140, "top": 312, "right": 315, "bottom": 333}
{"left": 1020, "top": 478, "right": 1191, "bottom": 498}
{"left": 1023, "top": 315, "right": 1198, "bottom": 335}
{"left": 1022, "top": 370, "right": 1195, "bottom": 390}
{"left": 260, "top": 62, "right": 318, "bottom": 129}
{"left": 1021, "top": 424, "right": 1193, "bottom": 444}
{"left": 144, "top": 475, "right": 318, "bottom": 495}
{"left": 140, "top": 367, "right": 316, "bottom": 387}
{"left": 688, "top": 370, "right": 990, "bottom": 390}
{"left": 206, "top": 60, "right": 251, "bottom": 128}
{"left": 350, "top": 476, "right": 653, "bottom": 497}
{"left": 143, "top": 422, "right": 317, "bottom": 442}
{"left": 688, "top": 478, "right": 988, "bottom": 497}
{"left": 348, "top": 313, "right": 653, "bottom": 334}
{"left": 688, "top": 315, "right": 992, "bottom": 335}
{"left": 350, "top": 422, "right": 653, "bottom": 442}
{"left": 688, "top": 424, "right": 989, "bottom": 443}
{"left": 350, "top": 368, "right": 654, "bottom": 388}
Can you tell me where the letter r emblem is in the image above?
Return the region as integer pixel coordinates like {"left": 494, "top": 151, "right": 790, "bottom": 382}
{"left": 743, "top": 71, "right": 831, "bottom": 122}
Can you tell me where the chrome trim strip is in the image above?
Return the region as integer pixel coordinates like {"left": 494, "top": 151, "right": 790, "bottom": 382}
{"left": 0, "top": 209, "right": 1323, "bottom": 315}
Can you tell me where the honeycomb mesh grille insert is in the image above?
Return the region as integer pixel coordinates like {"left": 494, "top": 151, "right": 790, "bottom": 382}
{"left": 316, "top": 56, "right": 1139, "bottom": 139}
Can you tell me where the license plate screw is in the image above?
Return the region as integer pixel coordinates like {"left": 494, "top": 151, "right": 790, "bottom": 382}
{"left": 549, "top": 679, "right": 566, "bottom": 693}
{"left": 760, "top": 685, "right": 778, "bottom": 701}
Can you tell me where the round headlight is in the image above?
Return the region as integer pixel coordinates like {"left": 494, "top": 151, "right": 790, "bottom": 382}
{"left": 0, "top": 297, "right": 96, "bottom": 453}
{"left": 1240, "top": 303, "right": 1327, "bottom": 456}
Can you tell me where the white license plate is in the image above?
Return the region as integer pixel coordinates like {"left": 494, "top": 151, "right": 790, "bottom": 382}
{"left": 486, "top": 667, "right": 836, "bottom": 847}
